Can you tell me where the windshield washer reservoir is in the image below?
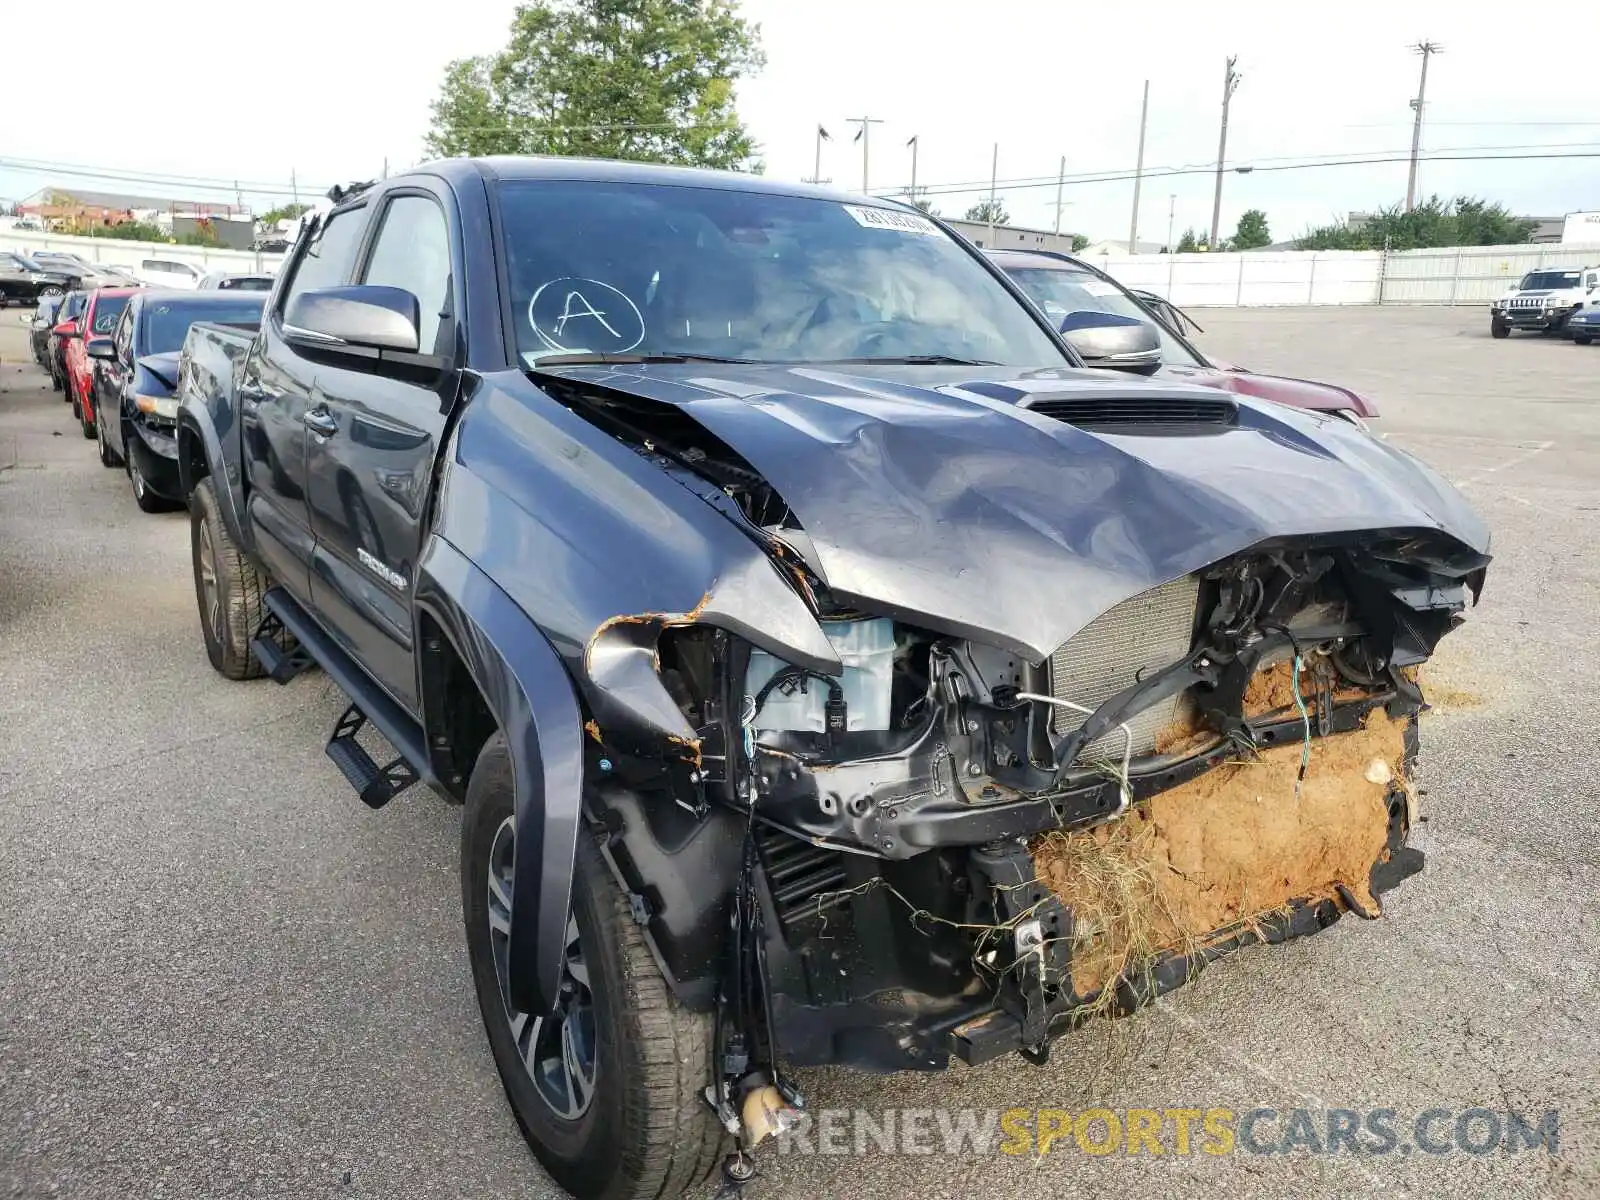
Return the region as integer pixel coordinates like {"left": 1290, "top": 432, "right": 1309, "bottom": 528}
{"left": 747, "top": 618, "right": 896, "bottom": 734}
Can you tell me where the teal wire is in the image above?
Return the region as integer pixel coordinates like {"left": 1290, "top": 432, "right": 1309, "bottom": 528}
{"left": 1291, "top": 652, "right": 1312, "bottom": 792}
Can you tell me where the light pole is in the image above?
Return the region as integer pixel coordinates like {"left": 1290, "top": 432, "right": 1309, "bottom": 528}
{"left": 1129, "top": 79, "right": 1149, "bottom": 253}
{"left": 846, "top": 116, "right": 884, "bottom": 193}
{"left": 1209, "top": 56, "right": 1241, "bottom": 250}
{"left": 1406, "top": 42, "right": 1443, "bottom": 211}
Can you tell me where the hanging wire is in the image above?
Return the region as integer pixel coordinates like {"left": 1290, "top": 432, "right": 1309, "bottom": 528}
{"left": 1290, "top": 653, "right": 1313, "bottom": 798}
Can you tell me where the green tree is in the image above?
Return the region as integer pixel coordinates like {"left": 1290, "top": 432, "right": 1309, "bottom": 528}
{"left": 259, "top": 203, "right": 310, "bottom": 227}
{"left": 1176, "top": 228, "right": 1203, "bottom": 253}
{"left": 964, "top": 198, "right": 1009, "bottom": 225}
{"left": 425, "top": 0, "right": 765, "bottom": 170}
{"left": 86, "top": 222, "right": 170, "bottom": 243}
{"left": 1232, "top": 209, "right": 1271, "bottom": 250}
{"left": 1295, "top": 195, "right": 1536, "bottom": 250}
{"left": 905, "top": 189, "right": 939, "bottom": 216}
{"left": 1070, "top": 234, "right": 1089, "bottom": 252}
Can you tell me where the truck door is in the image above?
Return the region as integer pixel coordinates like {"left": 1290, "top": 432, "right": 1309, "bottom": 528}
{"left": 304, "top": 190, "right": 457, "bottom": 713}
{"left": 242, "top": 204, "right": 369, "bottom": 600}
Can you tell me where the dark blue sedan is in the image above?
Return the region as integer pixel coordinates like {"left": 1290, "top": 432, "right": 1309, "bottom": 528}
{"left": 90, "top": 290, "right": 267, "bottom": 511}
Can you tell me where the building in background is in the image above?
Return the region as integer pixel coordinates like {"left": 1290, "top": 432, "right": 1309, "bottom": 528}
{"left": 944, "top": 219, "right": 1085, "bottom": 254}
{"left": 16, "top": 186, "right": 252, "bottom": 235}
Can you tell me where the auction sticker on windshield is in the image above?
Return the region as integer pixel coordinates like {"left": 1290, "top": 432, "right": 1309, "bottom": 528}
{"left": 842, "top": 205, "right": 941, "bottom": 236}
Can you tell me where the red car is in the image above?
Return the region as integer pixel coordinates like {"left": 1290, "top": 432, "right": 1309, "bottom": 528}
{"left": 63, "top": 287, "right": 138, "bottom": 439}
{"left": 988, "top": 249, "right": 1378, "bottom": 425}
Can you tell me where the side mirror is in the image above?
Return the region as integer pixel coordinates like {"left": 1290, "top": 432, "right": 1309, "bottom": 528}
{"left": 1058, "top": 310, "right": 1163, "bottom": 371}
{"left": 54, "top": 320, "right": 80, "bottom": 339}
{"left": 284, "top": 285, "right": 420, "bottom": 355}
{"left": 87, "top": 338, "right": 117, "bottom": 360}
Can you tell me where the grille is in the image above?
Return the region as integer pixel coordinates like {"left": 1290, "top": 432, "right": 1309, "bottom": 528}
{"left": 1048, "top": 574, "right": 1201, "bottom": 760}
{"left": 1507, "top": 296, "right": 1548, "bottom": 310}
{"left": 1025, "top": 396, "right": 1237, "bottom": 431}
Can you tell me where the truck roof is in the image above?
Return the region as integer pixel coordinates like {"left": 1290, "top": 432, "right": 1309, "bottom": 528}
{"left": 404, "top": 154, "right": 915, "bottom": 211}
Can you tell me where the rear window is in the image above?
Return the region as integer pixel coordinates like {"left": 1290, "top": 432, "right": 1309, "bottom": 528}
{"left": 139, "top": 296, "right": 266, "bottom": 355}
{"left": 142, "top": 260, "right": 194, "bottom": 275}
{"left": 61, "top": 293, "right": 88, "bottom": 320}
{"left": 218, "top": 276, "right": 273, "bottom": 291}
{"left": 36, "top": 296, "right": 62, "bottom": 320}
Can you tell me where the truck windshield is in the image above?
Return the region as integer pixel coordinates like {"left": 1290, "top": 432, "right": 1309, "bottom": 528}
{"left": 1001, "top": 265, "right": 1205, "bottom": 368}
{"left": 89, "top": 295, "right": 130, "bottom": 334}
{"left": 140, "top": 297, "right": 266, "bottom": 354}
{"left": 1519, "top": 270, "right": 1580, "bottom": 289}
{"left": 496, "top": 180, "right": 1069, "bottom": 367}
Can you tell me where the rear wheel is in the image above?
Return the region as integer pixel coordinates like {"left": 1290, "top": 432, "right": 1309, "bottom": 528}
{"left": 189, "top": 476, "right": 269, "bottom": 679}
{"left": 462, "top": 735, "right": 724, "bottom": 1200}
{"left": 1490, "top": 317, "right": 1510, "bottom": 339}
{"left": 1575, "top": 335, "right": 1592, "bottom": 346}
{"left": 96, "top": 414, "right": 121, "bottom": 467}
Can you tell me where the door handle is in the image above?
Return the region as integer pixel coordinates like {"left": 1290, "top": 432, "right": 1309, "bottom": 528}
{"left": 301, "top": 407, "right": 338, "bottom": 437}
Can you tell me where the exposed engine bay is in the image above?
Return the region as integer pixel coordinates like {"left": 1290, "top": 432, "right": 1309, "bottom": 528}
{"left": 534, "top": 367, "right": 1489, "bottom": 1151}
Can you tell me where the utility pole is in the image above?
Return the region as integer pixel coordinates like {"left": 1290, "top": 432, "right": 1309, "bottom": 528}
{"left": 987, "top": 142, "right": 999, "bottom": 242}
{"left": 1129, "top": 79, "right": 1149, "bottom": 253}
{"left": 1209, "top": 56, "right": 1241, "bottom": 250}
{"left": 1167, "top": 193, "right": 1176, "bottom": 253}
{"left": 1053, "top": 155, "right": 1067, "bottom": 234}
{"left": 846, "top": 116, "right": 884, "bottom": 193}
{"left": 291, "top": 168, "right": 299, "bottom": 211}
{"left": 906, "top": 135, "right": 919, "bottom": 206}
{"left": 382, "top": 157, "right": 389, "bottom": 180}
{"left": 1406, "top": 41, "right": 1443, "bottom": 211}
{"left": 806, "top": 124, "right": 832, "bottom": 185}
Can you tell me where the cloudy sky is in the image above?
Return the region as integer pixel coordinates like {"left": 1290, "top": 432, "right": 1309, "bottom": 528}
{"left": 3, "top": 0, "right": 1596, "bottom": 245}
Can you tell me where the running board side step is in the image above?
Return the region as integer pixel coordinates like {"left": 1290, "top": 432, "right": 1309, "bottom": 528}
{"left": 327, "top": 703, "right": 420, "bottom": 809}
{"left": 251, "top": 609, "right": 316, "bottom": 683}
{"left": 261, "top": 588, "right": 434, "bottom": 809}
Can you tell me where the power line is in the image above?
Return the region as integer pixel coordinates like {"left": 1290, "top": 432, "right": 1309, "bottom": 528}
{"left": 893, "top": 148, "right": 1600, "bottom": 202}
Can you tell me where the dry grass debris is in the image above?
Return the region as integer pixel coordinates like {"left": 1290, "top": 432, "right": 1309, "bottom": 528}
{"left": 1032, "top": 709, "right": 1406, "bottom": 1000}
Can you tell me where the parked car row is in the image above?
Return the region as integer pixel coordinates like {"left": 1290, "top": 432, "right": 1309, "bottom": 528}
{"left": 985, "top": 248, "right": 1381, "bottom": 423}
{"left": 27, "top": 280, "right": 267, "bottom": 511}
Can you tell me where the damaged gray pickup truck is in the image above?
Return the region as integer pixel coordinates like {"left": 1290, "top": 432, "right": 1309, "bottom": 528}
{"left": 174, "top": 157, "right": 1490, "bottom": 1199}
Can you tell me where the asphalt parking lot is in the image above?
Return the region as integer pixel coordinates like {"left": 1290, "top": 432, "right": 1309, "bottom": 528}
{"left": 1, "top": 304, "right": 1596, "bottom": 1200}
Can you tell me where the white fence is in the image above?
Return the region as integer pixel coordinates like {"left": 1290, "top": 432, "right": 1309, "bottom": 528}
{"left": 1084, "top": 240, "right": 1600, "bottom": 307}
{"left": 9, "top": 223, "right": 1599, "bottom": 309}
{"left": 2, "top": 227, "right": 285, "bottom": 276}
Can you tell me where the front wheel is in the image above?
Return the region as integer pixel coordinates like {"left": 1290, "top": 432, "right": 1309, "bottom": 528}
{"left": 128, "top": 452, "right": 174, "bottom": 511}
{"left": 1575, "top": 335, "right": 1593, "bottom": 346}
{"left": 1490, "top": 317, "right": 1510, "bottom": 339}
{"left": 462, "top": 735, "right": 725, "bottom": 1200}
{"left": 38, "top": 285, "right": 63, "bottom": 299}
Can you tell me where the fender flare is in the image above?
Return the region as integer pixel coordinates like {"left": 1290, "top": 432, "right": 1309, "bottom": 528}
{"left": 415, "top": 535, "right": 584, "bottom": 1017}
{"left": 176, "top": 405, "right": 248, "bottom": 551}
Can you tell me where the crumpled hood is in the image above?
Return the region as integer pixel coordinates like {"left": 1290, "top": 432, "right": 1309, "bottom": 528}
{"left": 136, "top": 351, "right": 182, "bottom": 391}
{"left": 536, "top": 363, "right": 1490, "bottom": 662}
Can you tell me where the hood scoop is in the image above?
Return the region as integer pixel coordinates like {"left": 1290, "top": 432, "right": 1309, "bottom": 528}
{"left": 950, "top": 378, "right": 1238, "bottom": 432}
{"left": 1020, "top": 393, "right": 1238, "bottom": 432}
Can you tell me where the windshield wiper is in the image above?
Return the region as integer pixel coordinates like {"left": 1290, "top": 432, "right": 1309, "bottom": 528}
{"left": 528, "top": 352, "right": 759, "bottom": 366}
{"left": 813, "top": 354, "right": 999, "bottom": 366}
